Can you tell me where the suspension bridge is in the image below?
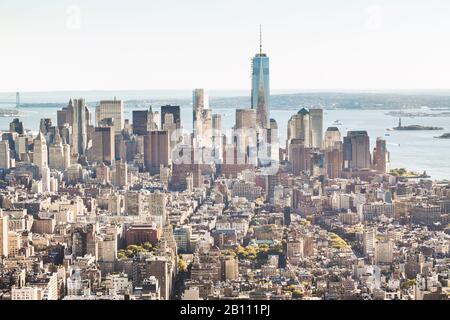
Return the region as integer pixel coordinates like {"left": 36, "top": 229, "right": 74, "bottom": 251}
{"left": 0, "top": 92, "right": 22, "bottom": 107}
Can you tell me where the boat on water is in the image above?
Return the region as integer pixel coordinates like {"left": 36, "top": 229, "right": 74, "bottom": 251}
{"left": 0, "top": 111, "right": 20, "bottom": 117}
{"left": 333, "top": 120, "right": 342, "bottom": 125}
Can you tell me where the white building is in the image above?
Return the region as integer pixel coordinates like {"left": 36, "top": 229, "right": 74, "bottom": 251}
{"left": 11, "top": 287, "right": 39, "bottom": 300}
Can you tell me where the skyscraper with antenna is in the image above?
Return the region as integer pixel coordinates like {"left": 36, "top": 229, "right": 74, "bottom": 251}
{"left": 251, "top": 25, "right": 270, "bottom": 129}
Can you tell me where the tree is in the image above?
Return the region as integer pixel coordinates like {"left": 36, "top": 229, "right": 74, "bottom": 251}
{"left": 178, "top": 259, "right": 188, "bottom": 272}
{"left": 142, "top": 242, "right": 153, "bottom": 251}
{"left": 117, "top": 251, "right": 127, "bottom": 260}
{"left": 292, "top": 289, "right": 303, "bottom": 299}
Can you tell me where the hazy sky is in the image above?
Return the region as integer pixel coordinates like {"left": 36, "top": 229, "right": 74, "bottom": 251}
{"left": 2, "top": 0, "right": 450, "bottom": 92}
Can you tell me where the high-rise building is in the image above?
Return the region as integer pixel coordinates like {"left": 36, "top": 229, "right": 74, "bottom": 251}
{"left": 144, "top": 131, "right": 170, "bottom": 175}
{"left": 113, "top": 159, "right": 128, "bottom": 188}
{"left": 41, "top": 166, "right": 51, "bottom": 192}
{"left": 90, "top": 124, "right": 115, "bottom": 165}
{"left": 212, "top": 114, "right": 222, "bottom": 163}
{"left": 173, "top": 226, "right": 192, "bottom": 252}
{"left": 193, "top": 88, "right": 212, "bottom": 149}
{"left": 324, "top": 127, "right": 342, "bottom": 149}
{"left": 0, "top": 210, "right": 9, "bottom": 257}
{"left": 287, "top": 107, "right": 324, "bottom": 152}
{"left": 148, "top": 106, "right": 160, "bottom": 131}
{"left": 289, "top": 139, "right": 311, "bottom": 175}
{"left": 48, "top": 128, "right": 66, "bottom": 171}
{"left": 343, "top": 131, "right": 371, "bottom": 170}
{"left": 161, "top": 105, "right": 181, "bottom": 129}
{"left": 325, "top": 142, "right": 343, "bottom": 179}
{"left": 96, "top": 99, "right": 124, "bottom": 134}
{"left": 133, "top": 110, "right": 150, "bottom": 136}
{"left": 148, "top": 191, "right": 167, "bottom": 228}
{"left": 125, "top": 191, "right": 143, "bottom": 216}
{"left": 9, "top": 118, "right": 24, "bottom": 135}
{"left": 39, "top": 118, "right": 52, "bottom": 136}
{"left": 309, "top": 108, "right": 323, "bottom": 149}
{"left": 373, "top": 137, "right": 389, "bottom": 173}
{"left": 363, "top": 228, "right": 376, "bottom": 255}
{"left": 0, "top": 140, "right": 10, "bottom": 169}
{"left": 162, "top": 113, "right": 180, "bottom": 152}
{"left": 14, "top": 135, "right": 28, "bottom": 161}
{"left": 267, "top": 173, "right": 280, "bottom": 203}
{"left": 288, "top": 108, "right": 311, "bottom": 148}
{"left": 57, "top": 107, "right": 69, "bottom": 130}
{"left": 251, "top": 26, "right": 270, "bottom": 129}
{"left": 70, "top": 99, "right": 89, "bottom": 156}
{"left": 8, "top": 231, "right": 21, "bottom": 257}
{"left": 96, "top": 162, "right": 110, "bottom": 184}
{"left": 221, "top": 256, "right": 239, "bottom": 281}
{"left": 267, "top": 119, "right": 279, "bottom": 162}
{"left": 235, "top": 109, "right": 257, "bottom": 165}
{"left": 235, "top": 109, "right": 257, "bottom": 130}
{"left": 375, "top": 240, "right": 394, "bottom": 264}
{"left": 63, "top": 144, "right": 71, "bottom": 169}
{"left": 115, "top": 134, "right": 126, "bottom": 161}
{"left": 33, "top": 132, "right": 48, "bottom": 175}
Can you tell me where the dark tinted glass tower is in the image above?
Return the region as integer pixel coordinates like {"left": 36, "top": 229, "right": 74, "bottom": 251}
{"left": 161, "top": 105, "right": 181, "bottom": 129}
{"left": 132, "top": 110, "right": 150, "bottom": 136}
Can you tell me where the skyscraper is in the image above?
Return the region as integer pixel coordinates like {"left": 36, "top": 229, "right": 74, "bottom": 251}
{"left": 9, "top": 118, "right": 24, "bottom": 135}
{"left": 96, "top": 98, "right": 124, "bottom": 134}
{"left": 235, "top": 109, "right": 257, "bottom": 165}
{"left": 251, "top": 26, "right": 270, "bottom": 129}
{"left": 309, "top": 108, "right": 323, "bottom": 149}
{"left": 289, "top": 139, "right": 312, "bottom": 175}
{"left": 325, "top": 141, "right": 343, "bottom": 179}
{"left": 48, "top": 128, "right": 65, "bottom": 171}
{"left": 288, "top": 108, "right": 311, "bottom": 148}
{"left": 148, "top": 191, "right": 167, "bottom": 228}
{"left": 70, "top": 98, "right": 89, "bottom": 156}
{"left": 161, "top": 105, "right": 181, "bottom": 129}
{"left": 0, "top": 140, "right": 10, "bottom": 169}
{"left": 162, "top": 113, "right": 179, "bottom": 152}
{"left": 212, "top": 114, "right": 223, "bottom": 163}
{"left": 192, "top": 88, "right": 212, "bottom": 149}
{"left": 363, "top": 228, "right": 376, "bottom": 255}
{"left": 113, "top": 159, "right": 128, "bottom": 188}
{"left": 33, "top": 132, "right": 48, "bottom": 175}
{"left": 373, "top": 138, "right": 389, "bottom": 173}
{"left": 91, "top": 124, "right": 115, "bottom": 165}
{"left": 0, "top": 210, "right": 8, "bottom": 257}
{"left": 324, "top": 127, "right": 342, "bottom": 150}
{"left": 267, "top": 119, "right": 279, "bottom": 162}
{"left": 193, "top": 88, "right": 207, "bottom": 136}
{"left": 39, "top": 118, "right": 52, "bottom": 136}
{"left": 343, "top": 131, "right": 371, "bottom": 170}
{"left": 148, "top": 106, "right": 160, "bottom": 131}
{"left": 235, "top": 109, "right": 257, "bottom": 130}
{"left": 144, "top": 131, "right": 171, "bottom": 175}
{"left": 133, "top": 110, "right": 150, "bottom": 136}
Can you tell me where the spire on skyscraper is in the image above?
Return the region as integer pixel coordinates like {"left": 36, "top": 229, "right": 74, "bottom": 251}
{"left": 259, "top": 24, "right": 262, "bottom": 55}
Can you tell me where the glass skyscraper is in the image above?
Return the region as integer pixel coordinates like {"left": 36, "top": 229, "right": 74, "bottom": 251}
{"left": 251, "top": 28, "right": 270, "bottom": 129}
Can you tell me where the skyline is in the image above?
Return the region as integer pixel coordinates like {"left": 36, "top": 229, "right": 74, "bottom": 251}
{"left": 1, "top": 0, "right": 450, "bottom": 306}
{"left": 2, "top": 0, "right": 450, "bottom": 92}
